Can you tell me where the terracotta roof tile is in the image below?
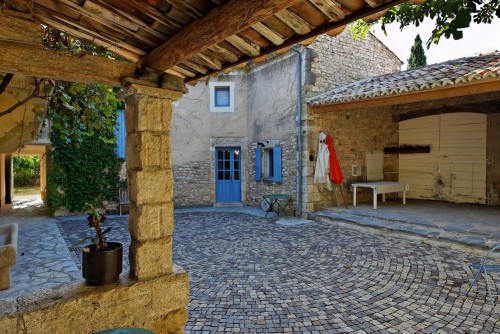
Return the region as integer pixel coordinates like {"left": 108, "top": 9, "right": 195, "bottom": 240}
{"left": 308, "top": 51, "right": 500, "bottom": 107}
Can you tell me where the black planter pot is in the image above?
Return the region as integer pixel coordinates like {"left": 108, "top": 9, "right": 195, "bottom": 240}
{"left": 82, "top": 242, "right": 123, "bottom": 286}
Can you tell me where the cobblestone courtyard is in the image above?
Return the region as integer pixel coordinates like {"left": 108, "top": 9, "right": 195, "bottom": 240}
{"left": 173, "top": 212, "right": 499, "bottom": 333}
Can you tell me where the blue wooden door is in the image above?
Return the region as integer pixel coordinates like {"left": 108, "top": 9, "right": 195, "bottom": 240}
{"left": 216, "top": 147, "right": 241, "bottom": 203}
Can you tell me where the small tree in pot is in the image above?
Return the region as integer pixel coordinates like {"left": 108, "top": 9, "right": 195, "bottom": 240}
{"left": 76, "top": 204, "right": 123, "bottom": 286}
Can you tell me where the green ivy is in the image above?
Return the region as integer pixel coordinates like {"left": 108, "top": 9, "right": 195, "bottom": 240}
{"left": 46, "top": 131, "right": 122, "bottom": 215}
{"left": 45, "top": 81, "right": 122, "bottom": 215}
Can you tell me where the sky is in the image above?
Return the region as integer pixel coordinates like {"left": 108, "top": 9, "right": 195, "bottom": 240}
{"left": 371, "top": 17, "right": 500, "bottom": 69}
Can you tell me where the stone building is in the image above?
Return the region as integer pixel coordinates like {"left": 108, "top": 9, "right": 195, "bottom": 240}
{"left": 171, "top": 28, "right": 401, "bottom": 213}
{"left": 306, "top": 52, "right": 500, "bottom": 211}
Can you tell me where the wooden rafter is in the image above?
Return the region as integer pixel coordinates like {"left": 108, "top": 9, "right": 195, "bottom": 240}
{"left": 140, "top": 0, "right": 301, "bottom": 72}
{"left": 0, "top": 41, "right": 137, "bottom": 87}
{"left": 187, "top": 0, "right": 407, "bottom": 82}
{"left": 275, "top": 9, "right": 313, "bottom": 35}
{"left": 308, "top": 0, "right": 346, "bottom": 21}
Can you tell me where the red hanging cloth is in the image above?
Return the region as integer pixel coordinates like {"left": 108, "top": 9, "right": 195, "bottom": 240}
{"left": 326, "top": 134, "right": 343, "bottom": 185}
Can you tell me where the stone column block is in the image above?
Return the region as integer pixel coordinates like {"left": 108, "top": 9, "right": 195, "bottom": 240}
{"left": 128, "top": 170, "right": 173, "bottom": 206}
{"left": 129, "top": 202, "right": 174, "bottom": 241}
{"left": 125, "top": 96, "right": 173, "bottom": 134}
{"left": 130, "top": 237, "right": 172, "bottom": 279}
{"left": 126, "top": 132, "right": 172, "bottom": 170}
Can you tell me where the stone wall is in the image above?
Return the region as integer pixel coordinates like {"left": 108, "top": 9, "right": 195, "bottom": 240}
{"left": 173, "top": 160, "right": 211, "bottom": 207}
{"left": 303, "top": 107, "right": 398, "bottom": 212}
{"left": 171, "top": 31, "right": 401, "bottom": 210}
{"left": 305, "top": 29, "right": 402, "bottom": 98}
{"left": 0, "top": 272, "right": 189, "bottom": 334}
{"left": 247, "top": 136, "right": 297, "bottom": 214}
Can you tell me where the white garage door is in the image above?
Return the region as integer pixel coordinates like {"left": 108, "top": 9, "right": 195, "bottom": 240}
{"left": 399, "top": 113, "right": 487, "bottom": 204}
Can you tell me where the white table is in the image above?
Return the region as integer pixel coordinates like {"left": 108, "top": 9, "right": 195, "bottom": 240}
{"left": 351, "top": 181, "right": 409, "bottom": 209}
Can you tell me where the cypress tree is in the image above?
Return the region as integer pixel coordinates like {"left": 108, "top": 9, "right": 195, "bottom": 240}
{"left": 407, "top": 34, "right": 427, "bottom": 69}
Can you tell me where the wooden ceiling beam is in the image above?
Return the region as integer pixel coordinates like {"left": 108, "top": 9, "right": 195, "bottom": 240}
{"left": 0, "top": 40, "right": 137, "bottom": 87}
{"left": 226, "top": 35, "right": 260, "bottom": 57}
{"left": 208, "top": 44, "right": 239, "bottom": 63}
{"left": 140, "top": 0, "right": 301, "bottom": 71}
{"left": 188, "top": 0, "right": 406, "bottom": 82}
{"left": 275, "top": 9, "right": 313, "bottom": 35}
{"left": 308, "top": 0, "right": 346, "bottom": 21}
{"left": 0, "top": 12, "right": 41, "bottom": 45}
{"left": 251, "top": 22, "right": 285, "bottom": 45}
{"left": 181, "top": 60, "right": 208, "bottom": 74}
{"left": 4, "top": 0, "right": 33, "bottom": 17}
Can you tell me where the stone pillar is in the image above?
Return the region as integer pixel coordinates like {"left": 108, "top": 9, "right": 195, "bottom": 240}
{"left": 119, "top": 84, "right": 184, "bottom": 280}
{"left": 39, "top": 152, "right": 47, "bottom": 197}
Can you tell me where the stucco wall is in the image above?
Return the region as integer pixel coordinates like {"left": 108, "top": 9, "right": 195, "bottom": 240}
{"left": 305, "top": 30, "right": 402, "bottom": 98}
{"left": 172, "top": 31, "right": 401, "bottom": 209}
{"left": 245, "top": 55, "right": 299, "bottom": 211}
{"left": 487, "top": 113, "right": 500, "bottom": 205}
{"left": 304, "top": 107, "right": 398, "bottom": 212}
{"left": 171, "top": 75, "right": 249, "bottom": 207}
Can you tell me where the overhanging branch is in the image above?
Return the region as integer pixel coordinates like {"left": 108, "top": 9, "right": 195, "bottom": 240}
{"left": 0, "top": 73, "right": 14, "bottom": 95}
{"left": 0, "top": 79, "right": 41, "bottom": 117}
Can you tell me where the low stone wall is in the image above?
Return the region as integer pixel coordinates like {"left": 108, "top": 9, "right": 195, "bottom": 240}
{"left": 0, "top": 270, "right": 189, "bottom": 334}
{"left": 173, "top": 160, "right": 211, "bottom": 207}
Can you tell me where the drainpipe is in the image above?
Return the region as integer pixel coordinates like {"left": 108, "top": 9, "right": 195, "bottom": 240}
{"left": 292, "top": 46, "right": 303, "bottom": 216}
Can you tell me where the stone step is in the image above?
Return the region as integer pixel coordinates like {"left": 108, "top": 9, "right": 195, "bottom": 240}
{"left": 308, "top": 210, "right": 500, "bottom": 256}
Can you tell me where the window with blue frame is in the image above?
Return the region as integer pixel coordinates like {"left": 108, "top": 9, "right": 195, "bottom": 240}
{"left": 255, "top": 145, "right": 282, "bottom": 182}
{"left": 214, "top": 86, "right": 230, "bottom": 107}
{"left": 115, "top": 109, "right": 126, "bottom": 158}
{"left": 209, "top": 82, "right": 235, "bottom": 112}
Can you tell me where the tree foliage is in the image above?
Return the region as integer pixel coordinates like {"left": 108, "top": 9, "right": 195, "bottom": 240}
{"left": 351, "top": 0, "right": 500, "bottom": 47}
{"left": 13, "top": 156, "right": 40, "bottom": 187}
{"left": 407, "top": 34, "right": 428, "bottom": 69}
{"left": 48, "top": 82, "right": 120, "bottom": 144}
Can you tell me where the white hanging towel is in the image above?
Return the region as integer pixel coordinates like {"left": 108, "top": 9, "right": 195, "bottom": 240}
{"left": 313, "top": 132, "right": 333, "bottom": 190}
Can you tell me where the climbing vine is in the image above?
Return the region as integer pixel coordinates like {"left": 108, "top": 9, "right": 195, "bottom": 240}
{"left": 44, "top": 29, "right": 124, "bottom": 215}
{"left": 46, "top": 129, "right": 122, "bottom": 215}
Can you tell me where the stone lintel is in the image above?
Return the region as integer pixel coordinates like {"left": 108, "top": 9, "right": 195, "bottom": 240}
{"left": 0, "top": 270, "right": 189, "bottom": 333}
{"left": 129, "top": 202, "right": 174, "bottom": 240}
{"left": 130, "top": 237, "right": 173, "bottom": 279}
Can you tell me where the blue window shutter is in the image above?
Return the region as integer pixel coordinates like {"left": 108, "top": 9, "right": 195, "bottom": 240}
{"left": 273, "top": 146, "right": 282, "bottom": 182}
{"left": 115, "top": 110, "right": 126, "bottom": 158}
{"left": 255, "top": 146, "right": 262, "bottom": 181}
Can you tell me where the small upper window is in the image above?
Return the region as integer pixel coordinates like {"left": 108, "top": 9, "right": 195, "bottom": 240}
{"left": 215, "top": 87, "right": 230, "bottom": 107}
{"left": 209, "top": 82, "right": 235, "bottom": 112}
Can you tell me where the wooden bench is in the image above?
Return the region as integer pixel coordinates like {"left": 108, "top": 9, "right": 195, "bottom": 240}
{"left": 0, "top": 223, "right": 18, "bottom": 290}
{"left": 119, "top": 189, "right": 130, "bottom": 216}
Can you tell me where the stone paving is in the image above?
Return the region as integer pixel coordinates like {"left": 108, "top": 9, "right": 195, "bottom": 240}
{"left": 173, "top": 212, "right": 500, "bottom": 333}
{"left": 312, "top": 199, "right": 500, "bottom": 250}
{"left": 1, "top": 199, "right": 500, "bottom": 333}
{"left": 0, "top": 197, "right": 81, "bottom": 300}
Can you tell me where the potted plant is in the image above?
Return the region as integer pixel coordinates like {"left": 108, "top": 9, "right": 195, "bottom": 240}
{"left": 76, "top": 204, "right": 123, "bottom": 286}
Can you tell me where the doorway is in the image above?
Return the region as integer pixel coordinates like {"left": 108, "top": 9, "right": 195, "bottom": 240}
{"left": 215, "top": 147, "right": 241, "bottom": 203}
